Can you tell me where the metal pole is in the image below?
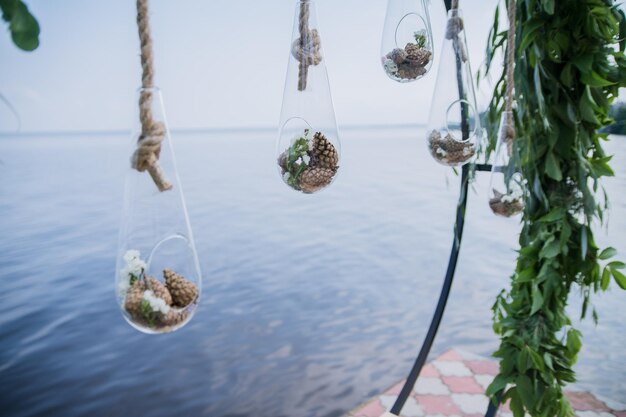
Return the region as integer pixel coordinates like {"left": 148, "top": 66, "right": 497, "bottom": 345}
{"left": 390, "top": 1, "right": 501, "bottom": 416}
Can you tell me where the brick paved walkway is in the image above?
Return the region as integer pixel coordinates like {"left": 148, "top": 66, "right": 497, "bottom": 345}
{"left": 345, "top": 350, "right": 625, "bottom": 417}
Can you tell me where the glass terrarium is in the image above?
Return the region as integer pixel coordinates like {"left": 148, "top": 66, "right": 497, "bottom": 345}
{"left": 116, "top": 87, "right": 201, "bottom": 334}
{"left": 381, "top": 0, "right": 434, "bottom": 82}
{"left": 276, "top": 1, "right": 341, "bottom": 194}
{"left": 489, "top": 111, "right": 525, "bottom": 217}
{"left": 426, "top": 8, "right": 482, "bottom": 167}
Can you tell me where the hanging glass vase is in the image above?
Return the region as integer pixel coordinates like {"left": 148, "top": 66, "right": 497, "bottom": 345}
{"left": 116, "top": 87, "right": 202, "bottom": 334}
{"left": 380, "top": 0, "right": 434, "bottom": 82}
{"left": 489, "top": 111, "right": 525, "bottom": 217}
{"left": 426, "top": 8, "right": 481, "bottom": 167}
{"left": 277, "top": 0, "right": 341, "bottom": 194}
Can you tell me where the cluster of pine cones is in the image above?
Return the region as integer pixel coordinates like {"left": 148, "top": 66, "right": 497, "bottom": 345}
{"left": 489, "top": 190, "right": 524, "bottom": 218}
{"left": 385, "top": 43, "right": 432, "bottom": 80}
{"left": 278, "top": 132, "right": 339, "bottom": 194}
{"left": 428, "top": 130, "right": 476, "bottom": 166}
{"left": 124, "top": 268, "right": 198, "bottom": 331}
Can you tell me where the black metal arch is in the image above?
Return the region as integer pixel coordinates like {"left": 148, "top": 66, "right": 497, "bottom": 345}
{"left": 389, "top": 1, "right": 500, "bottom": 416}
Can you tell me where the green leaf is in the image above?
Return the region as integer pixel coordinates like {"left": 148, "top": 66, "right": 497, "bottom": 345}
{"left": 608, "top": 261, "right": 625, "bottom": 269}
{"left": 543, "top": 0, "right": 555, "bottom": 14}
{"left": 538, "top": 210, "right": 563, "bottom": 223}
{"left": 516, "top": 375, "right": 535, "bottom": 408}
{"left": 8, "top": 1, "right": 39, "bottom": 51}
{"left": 486, "top": 374, "right": 508, "bottom": 397}
{"left": 572, "top": 54, "right": 593, "bottom": 73}
{"left": 612, "top": 269, "right": 626, "bottom": 289}
{"left": 543, "top": 353, "right": 554, "bottom": 370}
{"left": 531, "top": 286, "right": 544, "bottom": 314}
{"left": 598, "top": 247, "right": 617, "bottom": 260}
{"left": 527, "top": 347, "right": 545, "bottom": 371}
{"left": 580, "top": 87, "right": 600, "bottom": 125}
{"left": 517, "top": 347, "right": 531, "bottom": 373}
{"left": 581, "top": 227, "right": 588, "bottom": 260}
{"left": 581, "top": 71, "right": 616, "bottom": 87}
{"left": 566, "top": 328, "right": 582, "bottom": 357}
{"left": 509, "top": 388, "right": 525, "bottom": 417}
{"left": 601, "top": 267, "right": 611, "bottom": 290}
{"left": 540, "top": 239, "right": 561, "bottom": 259}
{"left": 545, "top": 151, "right": 563, "bottom": 181}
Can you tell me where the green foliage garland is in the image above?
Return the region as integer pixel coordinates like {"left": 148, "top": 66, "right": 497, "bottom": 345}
{"left": 1, "top": 0, "right": 39, "bottom": 51}
{"left": 482, "top": 1, "right": 626, "bottom": 416}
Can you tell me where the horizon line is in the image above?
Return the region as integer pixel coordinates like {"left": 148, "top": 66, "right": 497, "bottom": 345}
{"left": 0, "top": 123, "right": 425, "bottom": 138}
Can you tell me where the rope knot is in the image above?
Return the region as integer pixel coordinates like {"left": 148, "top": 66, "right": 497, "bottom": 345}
{"left": 445, "top": 15, "right": 464, "bottom": 40}
{"left": 291, "top": 29, "right": 322, "bottom": 66}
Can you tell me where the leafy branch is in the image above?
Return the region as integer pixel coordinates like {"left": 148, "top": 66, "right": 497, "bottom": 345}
{"left": 481, "top": 1, "right": 626, "bottom": 416}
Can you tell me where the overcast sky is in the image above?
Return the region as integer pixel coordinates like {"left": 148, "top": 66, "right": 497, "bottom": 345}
{"left": 0, "top": 0, "right": 502, "bottom": 133}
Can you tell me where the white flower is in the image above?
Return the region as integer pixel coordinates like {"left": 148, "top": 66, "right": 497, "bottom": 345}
{"left": 436, "top": 147, "right": 448, "bottom": 156}
{"left": 119, "top": 249, "right": 147, "bottom": 296}
{"left": 117, "top": 279, "right": 131, "bottom": 297}
{"left": 283, "top": 172, "right": 291, "bottom": 182}
{"left": 384, "top": 59, "right": 398, "bottom": 74}
{"left": 143, "top": 290, "right": 171, "bottom": 314}
{"left": 302, "top": 154, "right": 311, "bottom": 165}
{"left": 502, "top": 181, "right": 523, "bottom": 203}
{"left": 123, "top": 250, "right": 141, "bottom": 263}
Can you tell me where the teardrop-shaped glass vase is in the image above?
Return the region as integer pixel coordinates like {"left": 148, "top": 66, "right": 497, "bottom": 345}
{"left": 489, "top": 111, "right": 525, "bottom": 217}
{"left": 116, "top": 87, "right": 201, "bottom": 334}
{"left": 277, "top": 1, "right": 340, "bottom": 194}
{"left": 380, "top": 0, "right": 434, "bottom": 83}
{"left": 426, "top": 8, "right": 481, "bottom": 167}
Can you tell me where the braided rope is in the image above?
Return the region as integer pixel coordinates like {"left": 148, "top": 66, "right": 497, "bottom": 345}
{"left": 293, "top": 0, "right": 322, "bottom": 91}
{"left": 504, "top": 0, "right": 517, "bottom": 154}
{"left": 131, "top": 0, "right": 172, "bottom": 192}
{"left": 445, "top": 0, "right": 467, "bottom": 62}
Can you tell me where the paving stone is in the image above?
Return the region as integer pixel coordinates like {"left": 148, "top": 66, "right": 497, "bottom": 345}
{"left": 568, "top": 391, "right": 611, "bottom": 412}
{"left": 438, "top": 350, "right": 464, "bottom": 361}
{"left": 474, "top": 374, "right": 494, "bottom": 390}
{"left": 441, "top": 376, "right": 484, "bottom": 394}
{"left": 576, "top": 411, "right": 618, "bottom": 417}
{"left": 353, "top": 399, "right": 385, "bottom": 417}
{"left": 414, "top": 377, "right": 450, "bottom": 395}
{"left": 465, "top": 360, "right": 499, "bottom": 376}
{"left": 432, "top": 360, "right": 473, "bottom": 377}
{"left": 450, "top": 393, "right": 489, "bottom": 414}
{"left": 421, "top": 363, "right": 440, "bottom": 377}
{"left": 415, "top": 394, "right": 462, "bottom": 415}
{"left": 380, "top": 395, "right": 425, "bottom": 417}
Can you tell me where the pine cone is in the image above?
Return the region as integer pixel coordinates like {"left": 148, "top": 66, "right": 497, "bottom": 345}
{"left": 405, "top": 44, "right": 431, "bottom": 68}
{"left": 428, "top": 130, "right": 475, "bottom": 165}
{"left": 277, "top": 151, "right": 288, "bottom": 173}
{"left": 145, "top": 276, "right": 173, "bottom": 306}
{"left": 124, "top": 280, "right": 145, "bottom": 317}
{"left": 299, "top": 167, "right": 335, "bottom": 193}
{"left": 160, "top": 309, "right": 189, "bottom": 327}
{"left": 164, "top": 268, "right": 198, "bottom": 307}
{"left": 489, "top": 189, "right": 524, "bottom": 217}
{"left": 404, "top": 43, "right": 420, "bottom": 56}
{"left": 397, "top": 63, "right": 426, "bottom": 80}
{"left": 390, "top": 48, "right": 408, "bottom": 65}
{"left": 311, "top": 132, "right": 338, "bottom": 169}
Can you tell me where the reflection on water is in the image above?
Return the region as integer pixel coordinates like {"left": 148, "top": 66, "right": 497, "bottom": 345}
{"left": 0, "top": 128, "right": 624, "bottom": 417}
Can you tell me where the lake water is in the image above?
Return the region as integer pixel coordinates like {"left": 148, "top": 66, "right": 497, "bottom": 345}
{"left": 0, "top": 128, "right": 624, "bottom": 417}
